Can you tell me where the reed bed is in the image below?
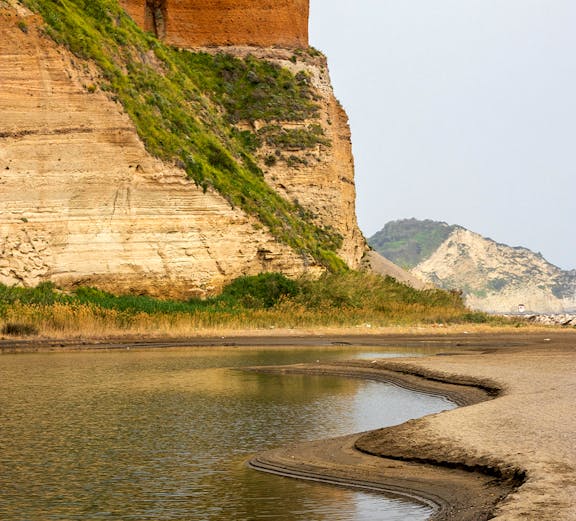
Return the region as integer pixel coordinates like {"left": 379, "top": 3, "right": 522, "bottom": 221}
{"left": 0, "top": 272, "right": 521, "bottom": 339}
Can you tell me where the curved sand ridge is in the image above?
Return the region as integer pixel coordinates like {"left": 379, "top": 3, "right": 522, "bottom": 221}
{"left": 247, "top": 334, "right": 576, "bottom": 520}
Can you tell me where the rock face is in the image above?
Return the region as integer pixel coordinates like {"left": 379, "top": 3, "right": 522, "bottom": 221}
{"left": 119, "top": 0, "right": 309, "bottom": 48}
{"left": 0, "top": 5, "right": 324, "bottom": 298}
{"left": 0, "top": 3, "right": 368, "bottom": 297}
{"left": 415, "top": 228, "right": 576, "bottom": 313}
{"left": 222, "top": 46, "right": 366, "bottom": 268}
{"left": 521, "top": 314, "right": 576, "bottom": 327}
{"left": 369, "top": 219, "right": 576, "bottom": 313}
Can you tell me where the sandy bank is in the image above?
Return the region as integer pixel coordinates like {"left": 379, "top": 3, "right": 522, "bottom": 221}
{"left": 247, "top": 333, "right": 576, "bottom": 520}
{"left": 1, "top": 327, "right": 573, "bottom": 353}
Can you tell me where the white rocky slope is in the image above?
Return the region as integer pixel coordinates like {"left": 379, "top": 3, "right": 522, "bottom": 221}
{"left": 413, "top": 228, "right": 576, "bottom": 313}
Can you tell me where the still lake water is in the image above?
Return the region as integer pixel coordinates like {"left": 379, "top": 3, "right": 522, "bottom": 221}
{"left": 0, "top": 346, "right": 456, "bottom": 521}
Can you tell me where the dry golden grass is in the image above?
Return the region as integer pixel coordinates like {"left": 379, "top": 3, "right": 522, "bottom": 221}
{"left": 2, "top": 273, "right": 566, "bottom": 342}
{"left": 0, "top": 300, "right": 560, "bottom": 342}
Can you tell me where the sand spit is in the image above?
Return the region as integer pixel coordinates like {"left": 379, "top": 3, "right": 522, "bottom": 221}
{"left": 247, "top": 364, "right": 509, "bottom": 520}
{"left": 247, "top": 334, "right": 576, "bottom": 520}
{"left": 250, "top": 433, "right": 513, "bottom": 520}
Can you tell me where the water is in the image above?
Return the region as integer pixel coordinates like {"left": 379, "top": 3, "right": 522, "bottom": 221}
{"left": 0, "top": 347, "right": 455, "bottom": 521}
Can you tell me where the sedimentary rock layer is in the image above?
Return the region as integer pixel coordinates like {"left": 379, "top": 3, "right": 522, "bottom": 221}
{"left": 0, "top": 7, "right": 321, "bottom": 297}
{"left": 119, "top": 0, "right": 309, "bottom": 48}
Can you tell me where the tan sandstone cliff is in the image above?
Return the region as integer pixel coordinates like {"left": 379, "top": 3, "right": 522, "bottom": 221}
{"left": 0, "top": 2, "right": 368, "bottom": 297}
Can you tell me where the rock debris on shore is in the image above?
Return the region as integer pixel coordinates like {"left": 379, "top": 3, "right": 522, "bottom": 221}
{"left": 522, "top": 314, "right": 576, "bottom": 327}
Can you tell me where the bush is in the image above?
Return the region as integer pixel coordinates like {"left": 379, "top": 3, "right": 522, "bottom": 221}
{"left": 218, "top": 273, "right": 300, "bottom": 308}
{"left": 0, "top": 281, "right": 65, "bottom": 306}
{"left": 0, "top": 274, "right": 500, "bottom": 332}
{"left": 2, "top": 323, "right": 39, "bottom": 336}
{"left": 258, "top": 124, "right": 330, "bottom": 150}
{"left": 459, "top": 311, "right": 490, "bottom": 323}
{"left": 17, "top": 20, "right": 29, "bottom": 33}
{"left": 264, "top": 154, "right": 277, "bottom": 167}
{"left": 295, "top": 271, "right": 466, "bottom": 311}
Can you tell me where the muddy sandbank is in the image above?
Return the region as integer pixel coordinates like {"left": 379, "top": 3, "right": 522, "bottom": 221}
{"left": 247, "top": 332, "right": 576, "bottom": 520}
{"left": 0, "top": 329, "right": 571, "bottom": 353}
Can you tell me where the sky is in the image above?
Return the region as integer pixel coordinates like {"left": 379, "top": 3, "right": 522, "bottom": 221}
{"left": 309, "top": 0, "right": 576, "bottom": 270}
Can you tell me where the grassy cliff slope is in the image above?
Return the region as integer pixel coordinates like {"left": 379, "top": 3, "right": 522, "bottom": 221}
{"left": 21, "top": 0, "right": 344, "bottom": 270}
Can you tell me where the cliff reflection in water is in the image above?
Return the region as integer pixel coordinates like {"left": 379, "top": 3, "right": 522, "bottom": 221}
{"left": 0, "top": 348, "right": 451, "bottom": 520}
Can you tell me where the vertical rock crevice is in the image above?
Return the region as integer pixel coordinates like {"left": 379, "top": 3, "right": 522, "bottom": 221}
{"left": 145, "top": 0, "right": 166, "bottom": 39}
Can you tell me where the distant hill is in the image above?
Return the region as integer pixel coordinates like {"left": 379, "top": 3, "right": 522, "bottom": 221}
{"left": 368, "top": 219, "right": 458, "bottom": 269}
{"left": 369, "top": 219, "right": 576, "bottom": 313}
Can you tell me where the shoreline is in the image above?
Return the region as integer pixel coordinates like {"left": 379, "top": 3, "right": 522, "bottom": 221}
{"left": 1, "top": 327, "right": 573, "bottom": 353}
{"left": 2, "top": 331, "right": 575, "bottom": 519}
{"left": 246, "top": 362, "right": 510, "bottom": 521}
{"left": 244, "top": 332, "right": 576, "bottom": 520}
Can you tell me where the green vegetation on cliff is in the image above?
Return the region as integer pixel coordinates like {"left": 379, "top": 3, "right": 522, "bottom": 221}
{"left": 369, "top": 219, "right": 457, "bottom": 269}
{"left": 22, "top": 0, "right": 342, "bottom": 270}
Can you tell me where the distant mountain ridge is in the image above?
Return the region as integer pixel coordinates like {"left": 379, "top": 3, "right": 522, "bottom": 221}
{"left": 368, "top": 219, "right": 458, "bottom": 269}
{"left": 369, "top": 219, "right": 576, "bottom": 313}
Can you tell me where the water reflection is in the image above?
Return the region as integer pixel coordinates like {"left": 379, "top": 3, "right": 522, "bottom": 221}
{"left": 0, "top": 347, "right": 453, "bottom": 520}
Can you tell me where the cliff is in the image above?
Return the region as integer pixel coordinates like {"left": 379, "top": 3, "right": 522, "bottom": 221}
{"left": 0, "top": 0, "right": 367, "bottom": 297}
{"left": 369, "top": 219, "right": 576, "bottom": 313}
{"left": 223, "top": 46, "right": 366, "bottom": 270}
{"left": 119, "top": 0, "right": 309, "bottom": 48}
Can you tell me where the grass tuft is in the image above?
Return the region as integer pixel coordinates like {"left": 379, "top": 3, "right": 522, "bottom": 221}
{"left": 1, "top": 323, "right": 39, "bottom": 336}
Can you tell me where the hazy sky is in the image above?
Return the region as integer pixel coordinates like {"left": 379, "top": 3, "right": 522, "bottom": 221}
{"left": 309, "top": 1, "right": 575, "bottom": 270}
